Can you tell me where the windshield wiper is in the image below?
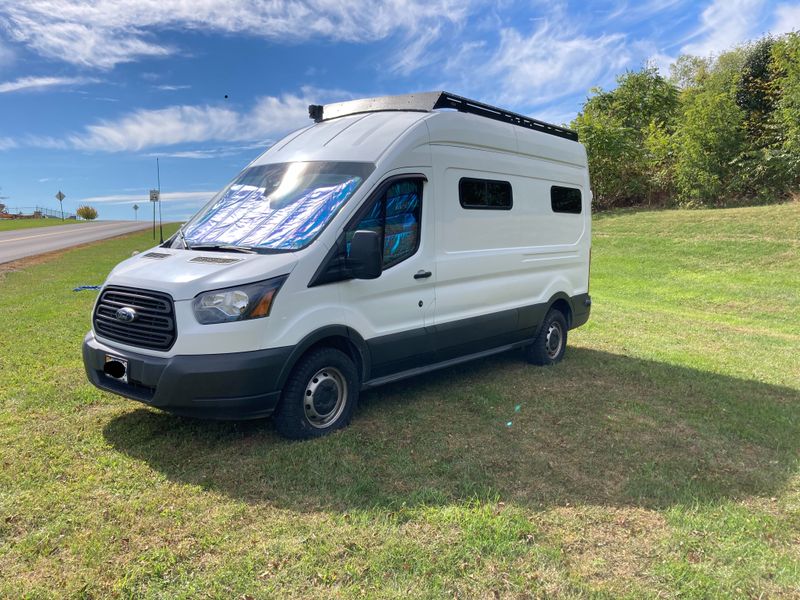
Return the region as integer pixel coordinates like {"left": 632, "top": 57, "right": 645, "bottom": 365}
{"left": 177, "top": 227, "right": 190, "bottom": 250}
{"left": 190, "top": 244, "right": 257, "bottom": 254}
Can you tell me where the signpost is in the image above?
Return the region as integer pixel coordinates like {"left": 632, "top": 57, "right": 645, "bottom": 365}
{"left": 149, "top": 189, "right": 159, "bottom": 239}
{"left": 133, "top": 203, "right": 139, "bottom": 220}
{"left": 55, "top": 190, "right": 65, "bottom": 220}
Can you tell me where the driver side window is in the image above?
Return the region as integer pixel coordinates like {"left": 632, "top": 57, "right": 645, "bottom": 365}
{"left": 346, "top": 178, "right": 423, "bottom": 269}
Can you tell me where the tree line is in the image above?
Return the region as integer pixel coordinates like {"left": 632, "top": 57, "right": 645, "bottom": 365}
{"left": 572, "top": 32, "right": 800, "bottom": 210}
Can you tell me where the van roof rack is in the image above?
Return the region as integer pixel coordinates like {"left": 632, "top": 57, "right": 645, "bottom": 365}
{"left": 308, "top": 91, "right": 578, "bottom": 142}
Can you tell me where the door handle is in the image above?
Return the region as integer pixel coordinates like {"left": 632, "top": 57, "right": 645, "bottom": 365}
{"left": 414, "top": 270, "right": 432, "bottom": 279}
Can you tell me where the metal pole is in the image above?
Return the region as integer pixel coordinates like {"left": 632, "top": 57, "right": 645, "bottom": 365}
{"left": 157, "top": 158, "right": 163, "bottom": 243}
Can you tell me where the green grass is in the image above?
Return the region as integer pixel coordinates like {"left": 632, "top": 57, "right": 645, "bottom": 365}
{"left": 1, "top": 202, "right": 799, "bottom": 598}
{"left": 0, "top": 218, "right": 80, "bottom": 231}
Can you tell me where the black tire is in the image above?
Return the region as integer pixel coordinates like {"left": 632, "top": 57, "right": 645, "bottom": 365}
{"left": 525, "top": 309, "right": 568, "bottom": 366}
{"left": 273, "top": 347, "right": 359, "bottom": 440}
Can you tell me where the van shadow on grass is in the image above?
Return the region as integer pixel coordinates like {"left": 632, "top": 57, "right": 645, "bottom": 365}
{"left": 103, "top": 348, "right": 800, "bottom": 511}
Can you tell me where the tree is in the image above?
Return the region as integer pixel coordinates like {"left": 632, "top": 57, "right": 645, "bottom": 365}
{"left": 572, "top": 65, "right": 679, "bottom": 208}
{"left": 769, "top": 32, "right": 800, "bottom": 187}
{"left": 573, "top": 110, "right": 647, "bottom": 208}
{"left": 572, "top": 32, "right": 800, "bottom": 209}
{"left": 670, "top": 55, "right": 711, "bottom": 89}
{"left": 77, "top": 205, "right": 98, "bottom": 220}
{"left": 672, "top": 86, "right": 745, "bottom": 205}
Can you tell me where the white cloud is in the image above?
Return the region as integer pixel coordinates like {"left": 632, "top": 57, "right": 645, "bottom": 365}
{"left": 0, "top": 137, "right": 16, "bottom": 150}
{"left": 0, "top": 0, "right": 472, "bottom": 69}
{"left": 66, "top": 91, "right": 311, "bottom": 152}
{"left": 0, "top": 40, "right": 13, "bottom": 67}
{"left": 155, "top": 84, "right": 190, "bottom": 91}
{"left": 18, "top": 86, "right": 353, "bottom": 152}
{"left": 148, "top": 149, "right": 236, "bottom": 160}
{"left": 391, "top": 23, "right": 444, "bottom": 75}
{"left": 492, "top": 26, "right": 630, "bottom": 104}
{"left": 79, "top": 191, "right": 216, "bottom": 221}
{"left": 147, "top": 142, "right": 269, "bottom": 160}
{"left": 79, "top": 191, "right": 215, "bottom": 204}
{"left": 0, "top": 75, "right": 96, "bottom": 93}
{"left": 447, "top": 15, "right": 631, "bottom": 107}
{"left": 681, "top": 0, "right": 765, "bottom": 57}
{"left": 772, "top": 3, "right": 800, "bottom": 35}
{"left": 71, "top": 105, "right": 243, "bottom": 152}
{"left": 532, "top": 107, "right": 579, "bottom": 128}
{"left": 602, "top": 0, "right": 689, "bottom": 23}
{"left": 23, "top": 135, "right": 69, "bottom": 149}
{"left": 648, "top": 52, "right": 677, "bottom": 77}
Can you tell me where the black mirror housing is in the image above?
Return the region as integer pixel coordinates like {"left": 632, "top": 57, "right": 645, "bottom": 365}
{"left": 348, "top": 230, "right": 382, "bottom": 279}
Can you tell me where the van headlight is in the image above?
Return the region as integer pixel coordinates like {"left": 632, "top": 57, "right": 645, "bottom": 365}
{"left": 192, "top": 276, "right": 287, "bottom": 324}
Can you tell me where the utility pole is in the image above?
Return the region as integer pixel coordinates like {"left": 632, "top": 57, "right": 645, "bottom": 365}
{"left": 133, "top": 203, "right": 139, "bottom": 220}
{"left": 55, "top": 190, "right": 65, "bottom": 220}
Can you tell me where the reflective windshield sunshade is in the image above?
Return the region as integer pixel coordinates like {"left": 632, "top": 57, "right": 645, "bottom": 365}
{"left": 182, "top": 161, "right": 374, "bottom": 252}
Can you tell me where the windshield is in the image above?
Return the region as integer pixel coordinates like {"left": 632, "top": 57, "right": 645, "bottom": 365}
{"left": 181, "top": 161, "right": 374, "bottom": 252}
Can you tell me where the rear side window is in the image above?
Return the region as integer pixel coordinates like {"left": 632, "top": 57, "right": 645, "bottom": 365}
{"left": 551, "top": 186, "right": 582, "bottom": 214}
{"left": 459, "top": 178, "right": 513, "bottom": 210}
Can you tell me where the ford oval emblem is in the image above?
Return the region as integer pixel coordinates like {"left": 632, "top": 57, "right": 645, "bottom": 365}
{"left": 115, "top": 307, "right": 137, "bottom": 323}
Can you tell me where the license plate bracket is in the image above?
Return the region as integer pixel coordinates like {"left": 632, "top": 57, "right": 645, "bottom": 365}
{"left": 104, "top": 355, "right": 128, "bottom": 383}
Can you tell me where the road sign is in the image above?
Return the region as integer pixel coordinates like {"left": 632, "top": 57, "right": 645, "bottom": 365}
{"left": 149, "top": 189, "right": 160, "bottom": 202}
{"left": 55, "top": 190, "right": 65, "bottom": 220}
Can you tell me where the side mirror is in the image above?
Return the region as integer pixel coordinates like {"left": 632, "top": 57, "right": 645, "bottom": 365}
{"left": 348, "top": 230, "right": 382, "bottom": 279}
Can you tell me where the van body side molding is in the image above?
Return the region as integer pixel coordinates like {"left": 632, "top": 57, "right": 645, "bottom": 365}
{"left": 361, "top": 293, "right": 590, "bottom": 386}
{"left": 362, "top": 341, "right": 529, "bottom": 390}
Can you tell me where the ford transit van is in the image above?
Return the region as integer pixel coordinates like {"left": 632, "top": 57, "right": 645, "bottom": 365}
{"left": 82, "top": 92, "right": 592, "bottom": 439}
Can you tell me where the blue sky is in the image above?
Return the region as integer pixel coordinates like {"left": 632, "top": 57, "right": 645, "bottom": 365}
{"left": 0, "top": 0, "right": 798, "bottom": 221}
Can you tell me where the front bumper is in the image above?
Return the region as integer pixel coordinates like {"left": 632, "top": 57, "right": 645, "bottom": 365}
{"left": 82, "top": 332, "right": 291, "bottom": 419}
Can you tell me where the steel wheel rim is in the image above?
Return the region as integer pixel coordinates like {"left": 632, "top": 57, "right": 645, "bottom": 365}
{"left": 303, "top": 366, "right": 348, "bottom": 428}
{"left": 545, "top": 321, "right": 563, "bottom": 359}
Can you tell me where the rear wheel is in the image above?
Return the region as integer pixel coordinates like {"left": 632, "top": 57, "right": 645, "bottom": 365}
{"left": 273, "top": 347, "right": 359, "bottom": 439}
{"left": 525, "top": 309, "right": 568, "bottom": 365}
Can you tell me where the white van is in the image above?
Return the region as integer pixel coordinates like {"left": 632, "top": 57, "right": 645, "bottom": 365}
{"left": 83, "top": 92, "right": 592, "bottom": 439}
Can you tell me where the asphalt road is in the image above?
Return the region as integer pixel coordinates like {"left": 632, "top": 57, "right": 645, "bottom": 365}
{"left": 0, "top": 221, "right": 152, "bottom": 265}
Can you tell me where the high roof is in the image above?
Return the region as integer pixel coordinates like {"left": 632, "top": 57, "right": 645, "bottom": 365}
{"left": 251, "top": 111, "right": 432, "bottom": 166}
{"left": 308, "top": 91, "right": 578, "bottom": 142}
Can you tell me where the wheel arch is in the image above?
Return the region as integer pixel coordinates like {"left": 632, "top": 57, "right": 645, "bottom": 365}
{"left": 276, "top": 326, "right": 371, "bottom": 390}
{"left": 547, "top": 293, "right": 573, "bottom": 328}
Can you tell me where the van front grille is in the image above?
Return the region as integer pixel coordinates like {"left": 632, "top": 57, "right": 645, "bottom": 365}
{"left": 93, "top": 286, "right": 177, "bottom": 351}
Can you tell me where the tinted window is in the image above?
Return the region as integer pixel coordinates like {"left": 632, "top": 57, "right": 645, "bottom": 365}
{"left": 459, "top": 178, "right": 512, "bottom": 210}
{"left": 348, "top": 179, "right": 422, "bottom": 269}
{"left": 551, "top": 186, "right": 582, "bottom": 214}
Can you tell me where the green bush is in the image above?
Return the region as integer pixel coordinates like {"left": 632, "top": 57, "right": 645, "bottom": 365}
{"left": 572, "top": 32, "right": 800, "bottom": 209}
{"left": 76, "top": 205, "right": 98, "bottom": 220}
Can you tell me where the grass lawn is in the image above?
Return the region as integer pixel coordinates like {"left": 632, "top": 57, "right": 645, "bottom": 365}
{"left": 1, "top": 201, "right": 799, "bottom": 598}
{"left": 0, "top": 218, "right": 80, "bottom": 232}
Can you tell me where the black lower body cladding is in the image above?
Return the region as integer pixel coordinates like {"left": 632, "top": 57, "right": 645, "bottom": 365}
{"left": 82, "top": 293, "right": 591, "bottom": 420}
{"left": 82, "top": 333, "right": 289, "bottom": 419}
{"left": 570, "top": 293, "right": 592, "bottom": 329}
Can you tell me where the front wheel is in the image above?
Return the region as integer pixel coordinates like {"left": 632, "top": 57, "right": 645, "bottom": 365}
{"left": 273, "top": 347, "right": 359, "bottom": 440}
{"left": 525, "top": 309, "right": 568, "bottom": 366}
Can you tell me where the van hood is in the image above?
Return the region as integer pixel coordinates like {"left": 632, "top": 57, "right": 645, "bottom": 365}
{"left": 104, "top": 248, "right": 299, "bottom": 300}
